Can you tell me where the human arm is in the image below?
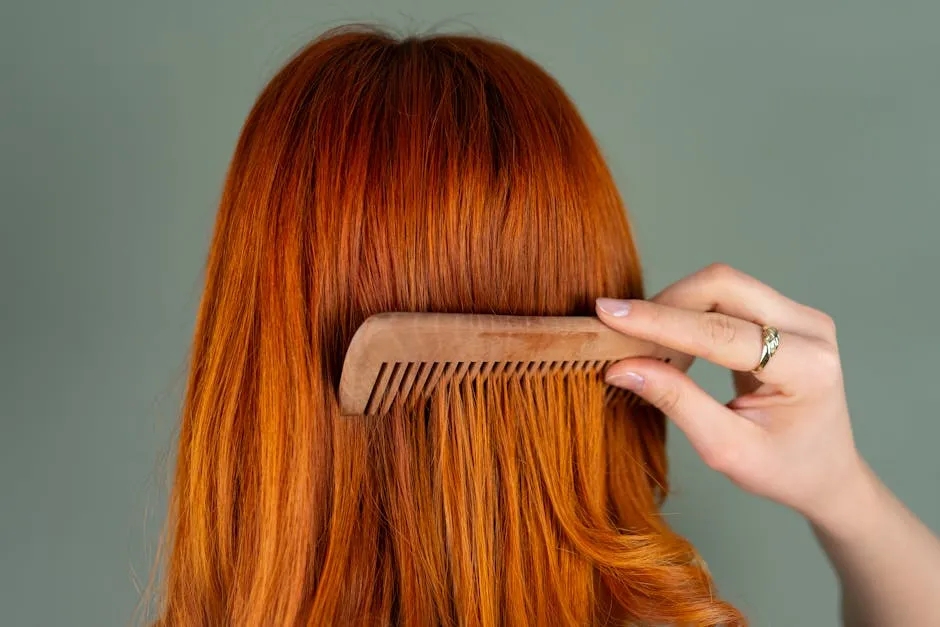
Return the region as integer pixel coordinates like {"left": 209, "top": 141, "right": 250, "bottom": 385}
{"left": 596, "top": 263, "right": 940, "bottom": 626}
{"left": 809, "top": 460, "right": 940, "bottom": 626}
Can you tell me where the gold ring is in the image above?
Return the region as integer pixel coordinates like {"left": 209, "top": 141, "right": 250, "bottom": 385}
{"left": 752, "top": 326, "right": 780, "bottom": 373}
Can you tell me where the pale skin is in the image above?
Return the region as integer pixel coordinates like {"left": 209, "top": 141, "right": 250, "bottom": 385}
{"left": 596, "top": 263, "right": 940, "bottom": 627}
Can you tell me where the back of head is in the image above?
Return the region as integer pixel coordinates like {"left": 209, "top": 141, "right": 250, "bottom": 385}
{"left": 147, "top": 26, "right": 743, "bottom": 627}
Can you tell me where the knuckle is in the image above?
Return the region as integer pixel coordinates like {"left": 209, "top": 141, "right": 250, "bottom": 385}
{"left": 640, "top": 301, "right": 666, "bottom": 331}
{"left": 799, "top": 339, "right": 843, "bottom": 386}
{"left": 699, "top": 442, "right": 736, "bottom": 473}
{"left": 651, "top": 383, "right": 682, "bottom": 415}
{"left": 700, "top": 312, "right": 738, "bottom": 346}
{"left": 818, "top": 312, "right": 838, "bottom": 339}
{"left": 704, "top": 262, "right": 739, "bottom": 281}
{"left": 700, "top": 439, "right": 745, "bottom": 474}
{"left": 643, "top": 300, "right": 663, "bottom": 324}
{"left": 812, "top": 343, "right": 843, "bottom": 383}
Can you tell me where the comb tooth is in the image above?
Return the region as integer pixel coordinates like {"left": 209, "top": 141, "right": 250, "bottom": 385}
{"left": 616, "top": 388, "right": 630, "bottom": 406}
{"left": 439, "top": 362, "right": 458, "bottom": 389}
{"left": 421, "top": 362, "right": 445, "bottom": 398}
{"left": 407, "top": 362, "right": 432, "bottom": 405}
{"left": 560, "top": 361, "right": 573, "bottom": 374}
{"left": 452, "top": 361, "right": 471, "bottom": 385}
{"left": 397, "top": 362, "right": 420, "bottom": 408}
{"left": 538, "top": 360, "right": 554, "bottom": 374}
{"left": 426, "top": 361, "right": 448, "bottom": 394}
{"left": 479, "top": 362, "right": 495, "bottom": 377}
{"left": 627, "top": 388, "right": 640, "bottom": 405}
{"left": 365, "top": 362, "right": 393, "bottom": 415}
{"left": 463, "top": 362, "right": 481, "bottom": 391}
{"left": 631, "top": 389, "right": 643, "bottom": 407}
{"left": 624, "top": 388, "right": 638, "bottom": 407}
{"left": 491, "top": 362, "right": 507, "bottom": 377}
{"left": 378, "top": 362, "right": 405, "bottom": 415}
{"left": 606, "top": 383, "right": 626, "bottom": 403}
{"left": 525, "top": 360, "right": 540, "bottom": 376}
{"left": 419, "top": 362, "right": 437, "bottom": 399}
{"left": 407, "top": 361, "right": 433, "bottom": 404}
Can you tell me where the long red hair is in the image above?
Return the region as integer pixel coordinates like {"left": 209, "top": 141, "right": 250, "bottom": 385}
{"left": 142, "top": 26, "right": 744, "bottom": 626}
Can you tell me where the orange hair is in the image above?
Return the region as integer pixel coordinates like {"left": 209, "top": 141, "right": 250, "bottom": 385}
{"left": 142, "top": 26, "right": 744, "bottom": 626}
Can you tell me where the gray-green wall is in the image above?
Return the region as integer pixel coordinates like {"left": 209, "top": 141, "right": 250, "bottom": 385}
{"left": 2, "top": 2, "right": 938, "bottom": 625}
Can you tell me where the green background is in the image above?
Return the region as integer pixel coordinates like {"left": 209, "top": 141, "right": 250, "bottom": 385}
{"left": 2, "top": 1, "right": 938, "bottom": 625}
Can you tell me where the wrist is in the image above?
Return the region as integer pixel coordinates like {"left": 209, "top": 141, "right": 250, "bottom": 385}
{"left": 803, "top": 458, "right": 883, "bottom": 536}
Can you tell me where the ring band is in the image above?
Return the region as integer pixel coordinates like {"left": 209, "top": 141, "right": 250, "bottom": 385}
{"left": 753, "top": 326, "right": 780, "bottom": 373}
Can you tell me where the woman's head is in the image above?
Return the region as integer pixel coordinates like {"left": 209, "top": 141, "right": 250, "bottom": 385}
{"left": 146, "top": 26, "right": 742, "bottom": 626}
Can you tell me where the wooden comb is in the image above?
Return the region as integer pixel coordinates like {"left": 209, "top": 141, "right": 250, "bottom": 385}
{"left": 337, "top": 312, "right": 694, "bottom": 416}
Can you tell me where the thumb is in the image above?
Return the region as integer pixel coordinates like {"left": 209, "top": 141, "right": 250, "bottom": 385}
{"left": 605, "top": 358, "right": 763, "bottom": 474}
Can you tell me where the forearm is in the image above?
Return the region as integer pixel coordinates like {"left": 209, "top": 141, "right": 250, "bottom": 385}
{"left": 809, "top": 461, "right": 940, "bottom": 627}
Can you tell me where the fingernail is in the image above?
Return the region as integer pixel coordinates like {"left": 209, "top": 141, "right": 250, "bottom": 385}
{"left": 596, "top": 298, "right": 632, "bottom": 317}
{"left": 605, "top": 371, "right": 645, "bottom": 392}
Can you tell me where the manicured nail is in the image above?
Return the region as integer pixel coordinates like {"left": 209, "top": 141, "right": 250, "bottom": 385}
{"left": 605, "top": 371, "right": 645, "bottom": 392}
{"left": 596, "top": 298, "right": 631, "bottom": 317}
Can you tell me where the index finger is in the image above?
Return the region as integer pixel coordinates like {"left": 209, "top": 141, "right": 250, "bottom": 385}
{"left": 596, "top": 298, "right": 809, "bottom": 384}
{"left": 651, "top": 263, "right": 834, "bottom": 342}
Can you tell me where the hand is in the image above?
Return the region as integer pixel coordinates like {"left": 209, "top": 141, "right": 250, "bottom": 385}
{"left": 596, "top": 263, "right": 867, "bottom": 524}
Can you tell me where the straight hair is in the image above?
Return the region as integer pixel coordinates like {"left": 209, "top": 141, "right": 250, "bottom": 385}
{"left": 142, "top": 26, "right": 744, "bottom": 626}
